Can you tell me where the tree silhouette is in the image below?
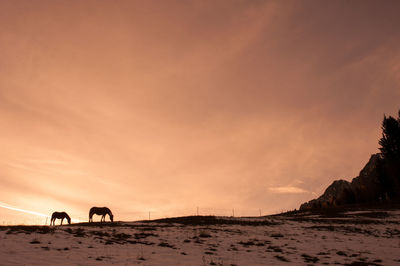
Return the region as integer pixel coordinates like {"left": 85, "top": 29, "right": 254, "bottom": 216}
{"left": 378, "top": 109, "right": 400, "bottom": 199}
{"left": 379, "top": 110, "right": 400, "bottom": 161}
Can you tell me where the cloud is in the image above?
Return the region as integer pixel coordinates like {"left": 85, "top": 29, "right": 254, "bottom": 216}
{"left": 268, "top": 186, "right": 309, "bottom": 194}
{"left": 0, "top": 201, "right": 82, "bottom": 223}
{"left": 0, "top": 201, "right": 49, "bottom": 217}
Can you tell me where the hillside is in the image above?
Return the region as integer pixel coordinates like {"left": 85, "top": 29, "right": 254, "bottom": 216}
{"left": 300, "top": 110, "right": 400, "bottom": 211}
{"left": 300, "top": 154, "right": 384, "bottom": 210}
{"left": 2, "top": 210, "right": 400, "bottom": 265}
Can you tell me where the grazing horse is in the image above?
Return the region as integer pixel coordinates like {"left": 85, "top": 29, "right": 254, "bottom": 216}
{"left": 50, "top": 211, "right": 71, "bottom": 226}
{"left": 89, "top": 207, "right": 113, "bottom": 222}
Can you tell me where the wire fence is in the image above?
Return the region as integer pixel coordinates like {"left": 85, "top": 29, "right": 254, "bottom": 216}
{"left": 107, "top": 206, "right": 282, "bottom": 222}
{"left": 1, "top": 207, "right": 292, "bottom": 225}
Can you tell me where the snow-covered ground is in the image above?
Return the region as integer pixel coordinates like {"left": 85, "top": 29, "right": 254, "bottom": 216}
{"left": 1, "top": 209, "right": 400, "bottom": 265}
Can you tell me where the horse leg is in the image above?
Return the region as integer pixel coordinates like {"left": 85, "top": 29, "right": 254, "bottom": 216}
{"left": 61, "top": 218, "right": 64, "bottom": 225}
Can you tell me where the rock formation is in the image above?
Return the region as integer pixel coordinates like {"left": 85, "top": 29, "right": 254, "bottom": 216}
{"left": 300, "top": 153, "right": 389, "bottom": 210}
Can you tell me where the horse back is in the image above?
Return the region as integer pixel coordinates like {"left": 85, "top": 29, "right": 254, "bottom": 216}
{"left": 90, "top": 207, "right": 110, "bottom": 215}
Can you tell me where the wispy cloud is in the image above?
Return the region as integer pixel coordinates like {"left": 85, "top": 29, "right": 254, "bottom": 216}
{"left": 0, "top": 201, "right": 82, "bottom": 223}
{"left": 268, "top": 186, "right": 308, "bottom": 194}
{"left": 0, "top": 201, "right": 50, "bottom": 217}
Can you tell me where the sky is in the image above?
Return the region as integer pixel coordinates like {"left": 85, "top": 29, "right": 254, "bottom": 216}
{"left": 1, "top": 0, "right": 400, "bottom": 224}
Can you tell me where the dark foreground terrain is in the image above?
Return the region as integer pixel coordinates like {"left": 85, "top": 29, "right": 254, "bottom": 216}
{"left": 1, "top": 207, "right": 400, "bottom": 265}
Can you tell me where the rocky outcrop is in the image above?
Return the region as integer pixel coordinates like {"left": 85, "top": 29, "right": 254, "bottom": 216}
{"left": 351, "top": 154, "right": 384, "bottom": 203}
{"left": 300, "top": 179, "right": 353, "bottom": 210}
{"left": 300, "top": 154, "right": 387, "bottom": 210}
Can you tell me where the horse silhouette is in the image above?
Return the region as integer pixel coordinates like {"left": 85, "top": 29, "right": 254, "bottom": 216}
{"left": 89, "top": 207, "right": 113, "bottom": 222}
{"left": 50, "top": 211, "right": 71, "bottom": 226}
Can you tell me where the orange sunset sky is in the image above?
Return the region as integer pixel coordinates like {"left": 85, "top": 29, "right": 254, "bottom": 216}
{"left": 1, "top": 0, "right": 400, "bottom": 224}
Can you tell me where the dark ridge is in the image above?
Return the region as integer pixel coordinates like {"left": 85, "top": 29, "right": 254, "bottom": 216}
{"left": 142, "top": 215, "right": 279, "bottom": 226}
{"left": 300, "top": 109, "right": 400, "bottom": 211}
{"left": 0, "top": 216, "right": 279, "bottom": 229}
{"left": 69, "top": 222, "right": 123, "bottom": 227}
{"left": 280, "top": 202, "right": 400, "bottom": 218}
{"left": 0, "top": 226, "right": 55, "bottom": 234}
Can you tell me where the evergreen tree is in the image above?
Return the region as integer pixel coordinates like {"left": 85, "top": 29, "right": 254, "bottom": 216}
{"left": 379, "top": 111, "right": 400, "bottom": 161}
{"left": 378, "top": 109, "right": 400, "bottom": 199}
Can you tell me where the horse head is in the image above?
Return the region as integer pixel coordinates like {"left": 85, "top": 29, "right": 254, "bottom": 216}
{"left": 110, "top": 213, "right": 114, "bottom": 222}
{"left": 64, "top": 212, "right": 71, "bottom": 224}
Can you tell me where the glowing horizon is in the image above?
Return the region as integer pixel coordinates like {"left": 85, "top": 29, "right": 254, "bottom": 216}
{"left": 0, "top": 202, "right": 83, "bottom": 224}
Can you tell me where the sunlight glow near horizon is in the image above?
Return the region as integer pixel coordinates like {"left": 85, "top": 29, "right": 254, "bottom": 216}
{"left": 0, "top": 202, "right": 82, "bottom": 224}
